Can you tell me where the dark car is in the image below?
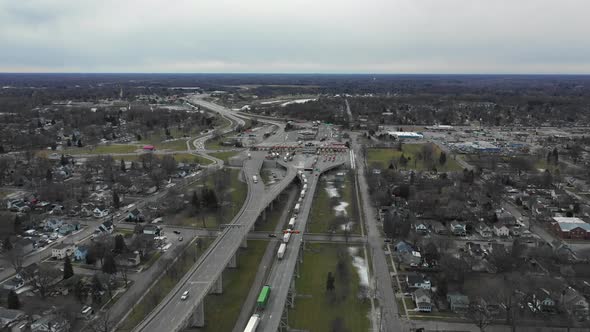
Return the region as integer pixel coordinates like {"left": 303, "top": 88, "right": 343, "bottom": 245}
{"left": 268, "top": 233, "right": 277, "bottom": 238}
{"left": 173, "top": 230, "right": 181, "bottom": 235}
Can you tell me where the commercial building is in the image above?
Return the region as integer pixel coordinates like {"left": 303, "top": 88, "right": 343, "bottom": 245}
{"left": 552, "top": 217, "right": 590, "bottom": 240}
{"left": 387, "top": 131, "right": 424, "bottom": 139}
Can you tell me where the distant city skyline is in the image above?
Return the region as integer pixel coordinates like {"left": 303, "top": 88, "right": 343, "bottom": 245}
{"left": 1, "top": 0, "right": 589, "bottom": 74}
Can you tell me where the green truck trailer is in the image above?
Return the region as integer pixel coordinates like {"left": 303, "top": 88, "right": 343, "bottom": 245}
{"left": 257, "top": 285, "right": 271, "bottom": 310}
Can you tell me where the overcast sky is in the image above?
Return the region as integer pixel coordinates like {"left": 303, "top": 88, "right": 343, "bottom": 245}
{"left": 1, "top": 0, "right": 589, "bottom": 74}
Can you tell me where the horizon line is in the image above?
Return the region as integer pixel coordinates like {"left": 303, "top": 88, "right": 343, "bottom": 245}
{"left": 1, "top": 72, "right": 590, "bottom": 76}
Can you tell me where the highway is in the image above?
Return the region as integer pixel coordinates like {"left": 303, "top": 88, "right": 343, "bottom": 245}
{"left": 133, "top": 152, "right": 298, "bottom": 332}
{"left": 256, "top": 159, "right": 345, "bottom": 332}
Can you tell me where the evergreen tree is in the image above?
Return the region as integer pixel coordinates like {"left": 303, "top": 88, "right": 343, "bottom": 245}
{"left": 120, "top": 159, "right": 126, "bottom": 172}
{"left": 102, "top": 254, "right": 117, "bottom": 275}
{"left": 191, "top": 191, "right": 200, "bottom": 208}
{"left": 439, "top": 151, "right": 447, "bottom": 165}
{"left": 60, "top": 154, "right": 68, "bottom": 166}
{"left": 0, "top": 145, "right": 4, "bottom": 153}
{"left": 552, "top": 147, "right": 559, "bottom": 164}
{"left": 66, "top": 139, "right": 72, "bottom": 147}
{"left": 63, "top": 256, "right": 74, "bottom": 279}
{"left": 326, "top": 272, "right": 335, "bottom": 291}
{"left": 2, "top": 237, "right": 12, "bottom": 251}
{"left": 114, "top": 235, "right": 127, "bottom": 253}
{"left": 113, "top": 191, "right": 120, "bottom": 209}
{"left": 46, "top": 169, "right": 53, "bottom": 182}
{"left": 77, "top": 139, "right": 83, "bottom": 147}
{"left": 136, "top": 133, "right": 142, "bottom": 141}
{"left": 7, "top": 290, "right": 20, "bottom": 309}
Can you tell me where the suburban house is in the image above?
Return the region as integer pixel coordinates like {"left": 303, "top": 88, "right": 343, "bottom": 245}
{"left": 466, "top": 242, "right": 484, "bottom": 257}
{"left": 115, "top": 251, "right": 141, "bottom": 267}
{"left": 57, "top": 223, "right": 79, "bottom": 236}
{"left": 127, "top": 208, "right": 144, "bottom": 222}
{"left": 98, "top": 221, "right": 114, "bottom": 234}
{"left": 431, "top": 221, "right": 448, "bottom": 235}
{"left": 16, "top": 263, "right": 39, "bottom": 282}
{"left": 476, "top": 222, "right": 493, "bottom": 238}
{"left": 493, "top": 224, "right": 510, "bottom": 237}
{"left": 31, "top": 314, "right": 70, "bottom": 332}
{"left": 93, "top": 208, "right": 109, "bottom": 218}
{"left": 533, "top": 288, "right": 557, "bottom": 313}
{"left": 495, "top": 209, "right": 516, "bottom": 225}
{"left": 561, "top": 287, "right": 590, "bottom": 321}
{"left": 2, "top": 277, "right": 25, "bottom": 290}
{"left": 51, "top": 243, "right": 76, "bottom": 259}
{"left": 400, "top": 251, "right": 422, "bottom": 268}
{"left": 552, "top": 217, "right": 590, "bottom": 240}
{"left": 43, "top": 218, "right": 64, "bottom": 231}
{"left": 406, "top": 273, "right": 431, "bottom": 289}
{"left": 0, "top": 307, "right": 27, "bottom": 331}
{"left": 415, "top": 223, "right": 429, "bottom": 235}
{"left": 450, "top": 221, "right": 466, "bottom": 236}
{"left": 394, "top": 241, "right": 415, "bottom": 254}
{"left": 413, "top": 289, "right": 433, "bottom": 312}
{"left": 74, "top": 246, "right": 89, "bottom": 261}
{"left": 447, "top": 293, "right": 470, "bottom": 313}
{"left": 142, "top": 225, "right": 161, "bottom": 236}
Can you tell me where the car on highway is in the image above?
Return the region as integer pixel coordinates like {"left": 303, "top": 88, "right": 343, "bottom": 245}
{"left": 178, "top": 236, "right": 183, "bottom": 241}
{"left": 173, "top": 230, "right": 181, "bottom": 235}
{"left": 181, "top": 290, "right": 189, "bottom": 300}
{"left": 268, "top": 233, "right": 277, "bottom": 238}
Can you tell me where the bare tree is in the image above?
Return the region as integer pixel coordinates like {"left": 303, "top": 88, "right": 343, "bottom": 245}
{"left": 89, "top": 310, "right": 112, "bottom": 332}
{"left": 468, "top": 301, "right": 492, "bottom": 332}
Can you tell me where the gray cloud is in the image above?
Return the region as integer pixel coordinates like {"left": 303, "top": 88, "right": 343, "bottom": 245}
{"left": 1, "top": 0, "right": 589, "bottom": 73}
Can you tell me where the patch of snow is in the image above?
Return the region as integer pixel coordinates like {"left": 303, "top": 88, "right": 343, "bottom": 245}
{"left": 280, "top": 98, "right": 317, "bottom": 107}
{"left": 340, "top": 222, "right": 354, "bottom": 231}
{"left": 325, "top": 182, "right": 340, "bottom": 198}
{"left": 334, "top": 201, "right": 349, "bottom": 216}
{"left": 348, "top": 247, "right": 370, "bottom": 287}
{"left": 240, "top": 105, "right": 251, "bottom": 111}
{"left": 260, "top": 100, "right": 285, "bottom": 105}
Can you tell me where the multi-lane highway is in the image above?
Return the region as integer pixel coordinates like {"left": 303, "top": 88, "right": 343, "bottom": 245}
{"left": 133, "top": 152, "right": 298, "bottom": 332}
{"left": 255, "top": 158, "right": 345, "bottom": 332}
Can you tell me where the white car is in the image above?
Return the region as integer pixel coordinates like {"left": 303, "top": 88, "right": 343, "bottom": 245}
{"left": 181, "top": 290, "right": 189, "bottom": 300}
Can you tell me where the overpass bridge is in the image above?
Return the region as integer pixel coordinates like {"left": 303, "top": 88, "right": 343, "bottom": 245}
{"left": 133, "top": 152, "right": 303, "bottom": 332}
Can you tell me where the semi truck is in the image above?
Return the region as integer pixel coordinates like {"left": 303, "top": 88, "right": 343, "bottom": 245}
{"left": 253, "top": 175, "right": 258, "bottom": 183}
{"left": 283, "top": 232, "right": 291, "bottom": 243}
{"left": 244, "top": 314, "right": 260, "bottom": 332}
{"left": 257, "top": 285, "right": 271, "bottom": 309}
{"left": 277, "top": 243, "right": 286, "bottom": 259}
{"left": 300, "top": 190, "right": 305, "bottom": 198}
{"left": 288, "top": 217, "right": 296, "bottom": 229}
{"left": 294, "top": 204, "right": 300, "bottom": 213}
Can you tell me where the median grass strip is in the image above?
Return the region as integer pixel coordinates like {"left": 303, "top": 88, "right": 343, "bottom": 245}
{"left": 367, "top": 143, "right": 461, "bottom": 172}
{"left": 200, "top": 240, "right": 269, "bottom": 331}
{"left": 116, "top": 238, "right": 213, "bottom": 332}
{"left": 309, "top": 172, "right": 361, "bottom": 235}
{"left": 288, "top": 243, "right": 371, "bottom": 332}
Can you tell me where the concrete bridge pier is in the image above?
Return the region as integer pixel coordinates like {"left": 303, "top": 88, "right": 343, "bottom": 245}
{"left": 190, "top": 301, "right": 205, "bottom": 327}
{"left": 211, "top": 275, "right": 223, "bottom": 294}
{"left": 241, "top": 238, "right": 248, "bottom": 248}
{"left": 228, "top": 252, "right": 238, "bottom": 268}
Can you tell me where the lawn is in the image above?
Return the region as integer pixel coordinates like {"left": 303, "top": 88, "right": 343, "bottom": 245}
{"left": 208, "top": 151, "right": 239, "bottom": 164}
{"left": 116, "top": 238, "right": 213, "bottom": 331}
{"left": 200, "top": 240, "right": 269, "bottom": 331}
{"left": 367, "top": 143, "right": 461, "bottom": 172}
{"left": 309, "top": 172, "right": 361, "bottom": 235}
{"left": 288, "top": 243, "right": 371, "bottom": 332}
{"left": 67, "top": 144, "right": 140, "bottom": 155}
{"left": 167, "top": 168, "right": 247, "bottom": 228}
{"left": 115, "top": 153, "right": 213, "bottom": 165}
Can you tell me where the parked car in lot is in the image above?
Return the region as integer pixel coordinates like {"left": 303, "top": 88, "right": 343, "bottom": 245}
{"left": 178, "top": 236, "right": 183, "bottom": 241}
{"left": 173, "top": 230, "right": 181, "bottom": 235}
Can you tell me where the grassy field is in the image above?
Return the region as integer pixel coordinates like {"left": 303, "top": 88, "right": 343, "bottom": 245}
{"left": 115, "top": 153, "right": 213, "bottom": 165}
{"left": 68, "top": 144, "right": 140, "bottom": 155}
{"left": 208, "top": 151, "right": 239, "bottom": 164}
{"left": 309, "top": 172, "right": 361, "bottom": 235}
{"left": 288, "top": 243, "right": 371, "bottom": 332}
{"left": 367, "top": 143, "right": 461, "bottom": 172}
{"left": 199, "top": 240, "right": 269, "bottom": 331}
{"left": 116, "top": 238, "right": 213, "bottom": 332}
{"left": 167, "top": 168, "right": 247, "bottom": 228}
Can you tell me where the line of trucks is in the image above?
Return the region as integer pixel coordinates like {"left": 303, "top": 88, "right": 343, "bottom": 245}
{"left": 244, "top": 172, "right": 308, "bottom": 332}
